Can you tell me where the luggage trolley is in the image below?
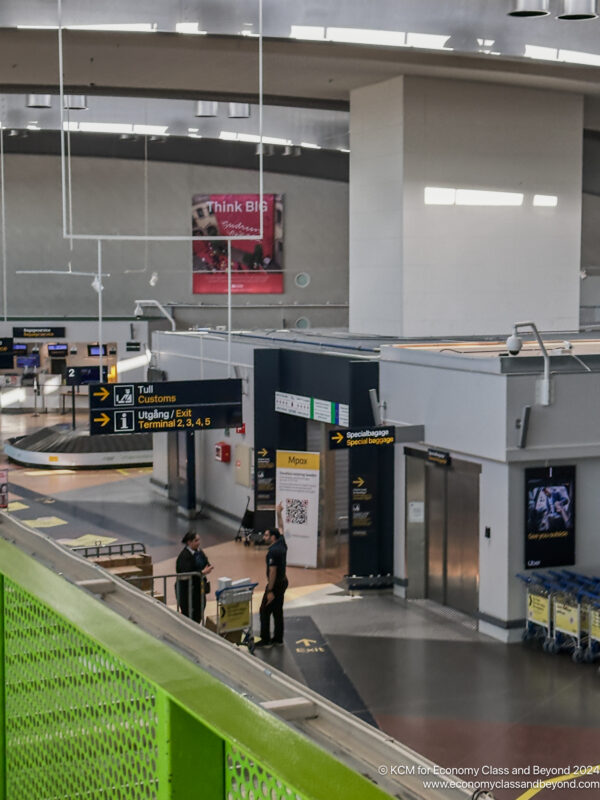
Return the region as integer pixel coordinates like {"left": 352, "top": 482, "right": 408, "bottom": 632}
{"left": 517, "top": 573, "right": 553, "bottom": 646}
{"left": 214, "top": 582, "right": 258, "bottom": 653}
{"left": 577, "top": 588, "right": 600, "bottom": 663}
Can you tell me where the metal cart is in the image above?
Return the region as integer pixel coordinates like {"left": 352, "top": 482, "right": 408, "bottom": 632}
{"left": 214, "top": 582, "right": 258, "bottom": 653}
{"left": 517, "top": 573, "right": 553, "bottom": 646}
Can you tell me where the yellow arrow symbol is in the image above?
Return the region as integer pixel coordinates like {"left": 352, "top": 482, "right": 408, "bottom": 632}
{"left": 352, "top": 476, "right": 365, "bottom": 488}
{"left": 258, "top": 448, "right": 268, "bottom": 457}
{"left": 92, "top": 386, "right": 110, "bottom": 402}
{"left": 93, "top": 412, "right": 111, "bottom": 428}
{"left": 296, "top": 638, "right": 317, "bottom": 647}
{"left": 332, "top": 432, "right": 344, "bottom": 444}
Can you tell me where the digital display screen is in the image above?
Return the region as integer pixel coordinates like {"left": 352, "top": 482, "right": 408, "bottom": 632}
{"left": 17, "top": 355, "right": 39, "bottom": 369}
{"left": 48, "top": 344, "right": 68, "bottom": 356}
{"left": 525, "top": 466, "right": 575, "bottom": 569}
{"left": 87, "top": 344, "right": 107, "bottom": 357}
{"left": 13, "top": 344, "right": 27, "bottom": 352}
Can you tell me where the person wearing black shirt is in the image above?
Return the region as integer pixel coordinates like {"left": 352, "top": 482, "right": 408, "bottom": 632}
{"left": 256, "top": 502, "right": 288, "bottom": 647}
{"left": 175, "top": 531, "right": 213, "bottom": 623}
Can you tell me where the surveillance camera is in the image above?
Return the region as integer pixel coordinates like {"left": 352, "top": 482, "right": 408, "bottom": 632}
{"left": 506, "top": 334, "right": 522, "bottom": 356}
{"left": 134, "top": 303, "right": 143, "bottom": 317}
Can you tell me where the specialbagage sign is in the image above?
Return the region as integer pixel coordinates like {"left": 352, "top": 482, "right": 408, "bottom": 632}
{"left": 192, "top": 193, "right": 284, "bottom": 294}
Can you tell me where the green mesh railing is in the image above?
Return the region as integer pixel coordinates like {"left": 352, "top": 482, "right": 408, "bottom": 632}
{"left": 0, "top": 538, "right": 392, "bottom": 800}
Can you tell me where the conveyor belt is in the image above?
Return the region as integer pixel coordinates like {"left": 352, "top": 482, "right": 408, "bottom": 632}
{"left": 3, "top": 425, "right": 152, "bottom": 469}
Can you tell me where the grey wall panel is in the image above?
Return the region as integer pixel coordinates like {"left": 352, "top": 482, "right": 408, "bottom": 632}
{"left": 3, "top": 154, "right": 348, "bottom": 325}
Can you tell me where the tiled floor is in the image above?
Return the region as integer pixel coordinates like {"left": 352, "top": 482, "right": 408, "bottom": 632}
{"left": 3, "top": 412, "right": 600, "bottom": 800}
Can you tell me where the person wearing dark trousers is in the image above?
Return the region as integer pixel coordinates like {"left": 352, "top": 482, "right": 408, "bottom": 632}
{"left": 256, "top": 502, "right": 288, "bottom": 648}
{"left": 175, "top": 531, "right": 213, "bottom": 623}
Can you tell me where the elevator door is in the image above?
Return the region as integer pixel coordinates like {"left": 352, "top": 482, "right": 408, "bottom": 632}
{"left": 426, "top": 460, "right": 480, "bottom": 616}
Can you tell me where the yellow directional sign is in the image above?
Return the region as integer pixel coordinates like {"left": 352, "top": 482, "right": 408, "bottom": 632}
{"left": 93, "top": 412, "right": 111, "bottom": 428}
{"left": 331, "top": 432, "right": 344, "bottom": 444}
{"left": 93, "top": 386, "right": 110, "bottom": 402}
{"left": 296, "top": 638, "right": 317, "bottom": 647}
{"left": 352, "top": 476, "right": 365, "bottom": 488}
{"left": 258, "top": 447, "right": 268, "bottom": 457}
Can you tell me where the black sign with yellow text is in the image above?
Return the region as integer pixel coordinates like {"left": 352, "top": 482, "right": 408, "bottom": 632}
{"left": 89, "top": 378, "right": 242, "bottom": 435}
{"left": 13, "top": 326, "right": 66, "bottom": 338}
{"left": 329, "top": 426, "right": 395, "bottom": 449}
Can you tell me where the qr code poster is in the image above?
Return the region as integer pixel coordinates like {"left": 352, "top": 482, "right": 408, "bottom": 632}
{"left": 286, "top": 498, "right": 308, "bottom": 526}
{"left": 275, "top": 449, "right": 320, "bottom": 568}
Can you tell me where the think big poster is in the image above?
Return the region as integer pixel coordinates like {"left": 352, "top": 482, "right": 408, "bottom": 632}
{"left": 192, "top": 193, "right": 284, "bottom": 293}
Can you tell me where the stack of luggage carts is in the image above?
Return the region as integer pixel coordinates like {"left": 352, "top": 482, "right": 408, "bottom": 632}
{"left": 517, "top": 569, "right": 600, "bottom": 663}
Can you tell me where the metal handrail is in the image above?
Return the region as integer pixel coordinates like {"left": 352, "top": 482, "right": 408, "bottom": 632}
{"left": 72, "top": 541, "right": 147, "bottom": 558}
{"left": 126, "top": 570, "right": 207, "bottom": 624}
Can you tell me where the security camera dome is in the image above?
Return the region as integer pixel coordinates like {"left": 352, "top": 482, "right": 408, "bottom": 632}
{"left": 506, "top": 334, "right": 522, "bottom": 356}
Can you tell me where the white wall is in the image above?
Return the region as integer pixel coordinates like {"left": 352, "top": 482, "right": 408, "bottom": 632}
{"left": 379, "top": 347, "right": 508, "bottom": 462}
{"left": 403, "top": 79, "right": 583, "bottom": 337}
{"left": 349, "top": 76, "right": 404, "bottom": 335}
{"left": 350, "top": 76, "right": 583, "bottom": 337}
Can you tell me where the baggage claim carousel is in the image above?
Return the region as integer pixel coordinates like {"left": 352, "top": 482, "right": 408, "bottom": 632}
{"left": 4, "top": 425, "right": 152, "bottom": 469}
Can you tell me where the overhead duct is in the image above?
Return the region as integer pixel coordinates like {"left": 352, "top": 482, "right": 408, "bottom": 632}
{"left": 507, "top": 0, "right": 550, "bottom": 16}
{"left": 557, "top": 0, "right": 597, "bottom": 18}
{"left": 195, "top": 100, "right": 218, "bottom": 117}
{"left": 228, "top": 102, "right": 251, "bottom": 118}
{"left": 64, "top": 95, "right": 87, "bottom": 110}
{"left": 26, "top": 94, "right": 52, "bottom": 108}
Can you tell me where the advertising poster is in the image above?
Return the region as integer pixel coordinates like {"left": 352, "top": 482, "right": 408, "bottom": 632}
{"left": 192, "top": 193, "right": 284, "bottom": 294}
{"left": 525, "top": 465, "right": 575, "bottom": 569}
{"left": 275, "top": 450, "right": 320, "bottom": 568}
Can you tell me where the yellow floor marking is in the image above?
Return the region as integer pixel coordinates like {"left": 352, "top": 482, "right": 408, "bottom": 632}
{"left": 23, "top": 516, "right": 68, "bottom": 528}
{"left": 57, "top": 534, "right": 117, "bottom": 547}
{"left": 23, "top": 469, "right": 76, "bottom": 476}
{"left": 8, "top": 501, "right": 28, "bottom": 511}
{"left": 117, "top": 469, "right": 129, "bottom": 476}
{"left": 285, "top": 582, "right": 338, "bottom": 601}
{"left": 515, "top": 765, "right": 600, "bottom": 799}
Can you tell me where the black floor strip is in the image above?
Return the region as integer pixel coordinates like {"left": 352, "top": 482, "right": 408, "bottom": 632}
{"left": 283, "top": 615, "right": 378, "bottom": 728}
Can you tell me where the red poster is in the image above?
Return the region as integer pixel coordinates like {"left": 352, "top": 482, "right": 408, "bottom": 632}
{"left": 192, "top": 193, "right": 284, "bottom": 294}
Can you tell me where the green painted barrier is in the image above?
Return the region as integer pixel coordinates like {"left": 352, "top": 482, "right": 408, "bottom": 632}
{"left": 0, "top": 538, "right": 391, "bottom": 800}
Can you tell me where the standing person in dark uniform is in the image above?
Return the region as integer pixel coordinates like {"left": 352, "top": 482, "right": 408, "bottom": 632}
{"left": 256, "top": 502, "right": 288, "bottom": 648}
{"left": 175, "top": 532, "right": 213, "bottom": 623}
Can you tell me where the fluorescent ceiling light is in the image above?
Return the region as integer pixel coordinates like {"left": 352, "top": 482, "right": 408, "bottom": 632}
{"left": 17, "top": 25, "right": 58, "bottom": 30}
{"left": 456, "top": 189, "right": 523, "bottom": 206}
{"left": 559, "top": 48, "right": 600, "bottom": 66}
{"left": 338, "top": 147, "right": 351, "bottom": 153}
{"left": 240, "top": 30, "right": 259, "bottom": 37}
{"left": 290, "top": 25, "right": 325, "bottom": 40}
{"left": 326, "top": 27, "right": 406, "bottom": 46}
{"left": 66, "top": 23, "right": 157, "bottom": 33}
{"left": 424, "top": 187, "right": 456, "bottom": 205}
{"left": 533, "top": 194, "right": 558, "bottom": 207}
{"left": 525, "top": 44, "right": 558, "bottom": 61}
{"left": 175, "top": 23, "right": 207, "bottom": 34}
{"left": 133, "top": 124, "right": 169, "bottom": 135}
{"left": 188, "top": 127, "right": 199, "bottom": 133}
{"left": 406, "top": 32, "right": 450, "bottom": 50}
{"left": 300, "top": 141, "right": 321, "bottom": 149}
{"left": 188, "top": 133, "right": 202, "bottom": 139}
{"left": 26, "top": 123, "right": 41, "bottom": 131}
{"left": 424, "top": 187, "right": 524, "bottom": 206}
{"left": 219, "top": 131, "right": 238, "bottom": 141}
{"left": 237, "top": 133, "right": 261, "bottom": 143}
